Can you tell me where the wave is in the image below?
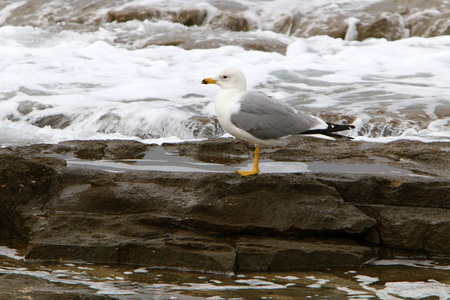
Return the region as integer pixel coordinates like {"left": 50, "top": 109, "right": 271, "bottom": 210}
{"left": 2, "top": 0, "right": 450, "bottom": 43}
{"left": 1, "top": 99, "right": 447, "bottom": 144}
{"left": 0, "top": 1, "right": 448, "bottom": 145}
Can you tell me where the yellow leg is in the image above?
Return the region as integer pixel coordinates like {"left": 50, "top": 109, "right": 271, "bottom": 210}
{"left": 237, "top": 146, "right": 260, "bottom": 176}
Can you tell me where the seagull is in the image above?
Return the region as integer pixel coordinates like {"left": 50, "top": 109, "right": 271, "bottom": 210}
{"left": 202, "top": 68, "right": 355, "bottom": 176}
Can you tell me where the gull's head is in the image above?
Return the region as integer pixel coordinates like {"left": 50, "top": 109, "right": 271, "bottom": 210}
{"left": 201, "top": 68, "right": 247, "bottom": 91}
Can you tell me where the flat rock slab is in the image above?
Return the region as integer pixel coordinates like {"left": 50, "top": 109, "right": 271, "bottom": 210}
{"left": 0, "top": 138, "right": 449, "bottom": 272}
{"left": 26, "top": 234, "right": 379, "bottom": 273}
{"left": 236, "top": 238, "right": 377, "bottom": 272}
{"left": 52, "top": 170, "right": 376, "bottom": 235}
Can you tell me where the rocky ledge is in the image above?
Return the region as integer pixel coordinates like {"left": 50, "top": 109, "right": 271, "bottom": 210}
{"left": 0, "top": 138, "right": 449, "bottom": 273}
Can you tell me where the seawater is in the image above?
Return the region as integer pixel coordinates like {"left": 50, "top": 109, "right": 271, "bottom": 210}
{"left": 1, "top": 245, "right": 449, "bottom": 299}
{"left": 0, "top": 0, "right": 449, "bottom": 146}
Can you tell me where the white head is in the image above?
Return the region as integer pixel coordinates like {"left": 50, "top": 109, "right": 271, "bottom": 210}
{"left": 202, "top": 68, "right": 247, "bottom": 91}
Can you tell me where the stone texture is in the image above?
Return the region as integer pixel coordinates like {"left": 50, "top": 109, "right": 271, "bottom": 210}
{"left": 119, "top": 233, "right": 236, "bottom": 273}
{"left": 0, "top": 138, "right": 449, "bottom": 273}
{"left": 55, "top": 140, "right": 151, "bottom": 160}
{"left": 358, "top": 13, "right": 408, "bottom": 41}
{"left": 0, "top": 155, "right": 60, "bottom": 239}
{"left": 52, "top": 170, "right": 376, "bottom": 235}
{"left": 324, "top": 176, "right": 450, "bottom": 208}
{"left": 357, "top": 204, "right": 450, "bottom": 256}
{"left": 236, "top": 238, "right": 377, "bottom": 272}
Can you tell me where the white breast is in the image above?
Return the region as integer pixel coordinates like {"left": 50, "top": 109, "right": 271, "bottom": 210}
{"left": 214, "top": 89, "right": 242, "bottom": 134}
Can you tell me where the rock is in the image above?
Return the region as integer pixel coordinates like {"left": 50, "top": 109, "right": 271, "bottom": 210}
{"left": 99, "top": 0, "right": 450, "bottom": 45}
{"left": 325, "top": 176, "right": 450, "bottom": 208}
{"left": 357, "top": 204, "right": 450, "bottom": 256}
{"left": 103, "top": 140, "right": 150, "bottom": 160}
{"left": 215, "top": 12, "right": 258, "bottom": 32}
{"left": 358, "top": 13, "right": 408, "bottom": 41}
{"left": 0, "top": 155, "right": 60, "bottom": 239}
{"left": 32, "top": 114, "right": 72, "bottom": 129}
{"left": 169, "top": 174, "right": 375, "bottom": 235}
{"left": 4, "top": 0, "right": 450, "bottom": 49}
{"left": 105, "top": 7, "right": 210, "bottom": 27}
{"left": 49, "top": 169, "right": 375, "bottom": 235}
{"left": 420, "top": 12, "right": 450, "bottom": 37}
{"left": 0, "top": 138, "right": 449, "bottom": 273}
{"left": 26, "top": 242, "right": 119, "bottom": 265}
{"left": 55, "top": 140, "right": 151, "bottom": 160}
{"left": 119, "top": 232, "right": 236, "bottom": 272}
{"left": 163, "top": 138, "right": 250, "bottom": 165}
{"left": 57, "top": 140, "right": 107, "bottom": 160}
{"left": 236, "top": 238, "right": 378, "bottom": 271}
{"left": 17, "top": 100, "right": 49, "bottom": 116}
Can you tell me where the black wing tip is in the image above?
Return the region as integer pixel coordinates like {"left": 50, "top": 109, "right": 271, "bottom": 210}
{"left": 299, "top": 122, "right": 356, "bottom": 139}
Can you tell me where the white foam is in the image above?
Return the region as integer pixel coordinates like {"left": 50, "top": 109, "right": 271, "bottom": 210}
{"left": 372, "top": 259, "right": 450, "bottom": 270}
{"left": 275, "top": 275, "right": 300, "bottom": 280}
{"left": 0, "top": 246, "right": 24, "bottom": 260}
{"left": 383, "top": 281, "right": 450, "bottom": 300}
{"left": 133, "top": 267, "right": 149, "bottom": 273}
{"left": 355, "top": 275, "right": 379, "bottom": 285}
{"left": 0, "top": 2, "right": 449, "bottom": 145}
{"left": 305, "top": 276, "right": 330, "bottom": 289}
{"left": 344, "top": 17, "right": 360, "bottom": 41}
{"left": 337, "top": 286, "right": 369, "bottom": 295}
{"left": 172, "top": 280, "right": 288, "bottom": 291}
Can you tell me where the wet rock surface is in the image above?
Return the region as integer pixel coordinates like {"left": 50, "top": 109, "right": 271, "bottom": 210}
{"left": 0, "top": 138, "right": 449, "bottom": 275}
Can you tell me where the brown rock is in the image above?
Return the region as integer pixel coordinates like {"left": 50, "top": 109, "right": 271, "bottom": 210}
{"left": 53, "top": 169, "right": 375, "bottom": 235}
{"left": 55, "top": 140, "right": 151, "bottom": 160}
{"left": 325, "top": 175, "right": 450, "bottom": 208}
{"left": 358, "top": 13, "right": 407, "bottom": 41}
{"left": 236, "top": 238, "right": 378, "bottom": 271}
{"left": 1, "top": 137, "right": 449, "bottom": 273}
{"left": 0, "top": 155, "right": 60, "bottom": 239}
{"left": 119, "top": 233, "right": 236, "bottom": 272}
{"left": 219, "top": 13, "right": 257, "bottom": 32}
{"left": 26, "top": 242, "right": 119, "bottom": 265}
{"left": 32, "top": 114, "right": 71, "bottom": 129}
{"left": 357, "top": 204, "right": 450, "bottom": 256}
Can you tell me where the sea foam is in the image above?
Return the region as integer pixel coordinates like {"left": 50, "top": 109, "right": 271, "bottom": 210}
{"left": 0, "top": 2, "right": 449, "bottom": 146}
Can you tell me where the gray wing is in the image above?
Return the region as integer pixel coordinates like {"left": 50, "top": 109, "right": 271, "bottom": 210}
{"left": 230, "top": 91, "right": 324, "bottom": 140}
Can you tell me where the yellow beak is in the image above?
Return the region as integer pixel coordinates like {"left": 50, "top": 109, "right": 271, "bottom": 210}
{"left": 201, "top": 77, "right": 217, "bottom": 84}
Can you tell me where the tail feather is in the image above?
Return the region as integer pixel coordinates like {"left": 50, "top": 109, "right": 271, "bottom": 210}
{"left": 300, "top": 122, "right": 355, "bottom": 139}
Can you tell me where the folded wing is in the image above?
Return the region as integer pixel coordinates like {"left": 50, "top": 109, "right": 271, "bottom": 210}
{"left": 230, "top": 91, "right": 328, "bottom": 140}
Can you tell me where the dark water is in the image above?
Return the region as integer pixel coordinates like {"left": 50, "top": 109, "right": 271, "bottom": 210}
{"left": 1, "top": 244, "right": 449, "bottom": 299}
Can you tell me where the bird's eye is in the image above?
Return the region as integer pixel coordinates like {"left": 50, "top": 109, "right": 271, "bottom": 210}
{"left": 222, "top": 75, "right": 228, "bottom": 79}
